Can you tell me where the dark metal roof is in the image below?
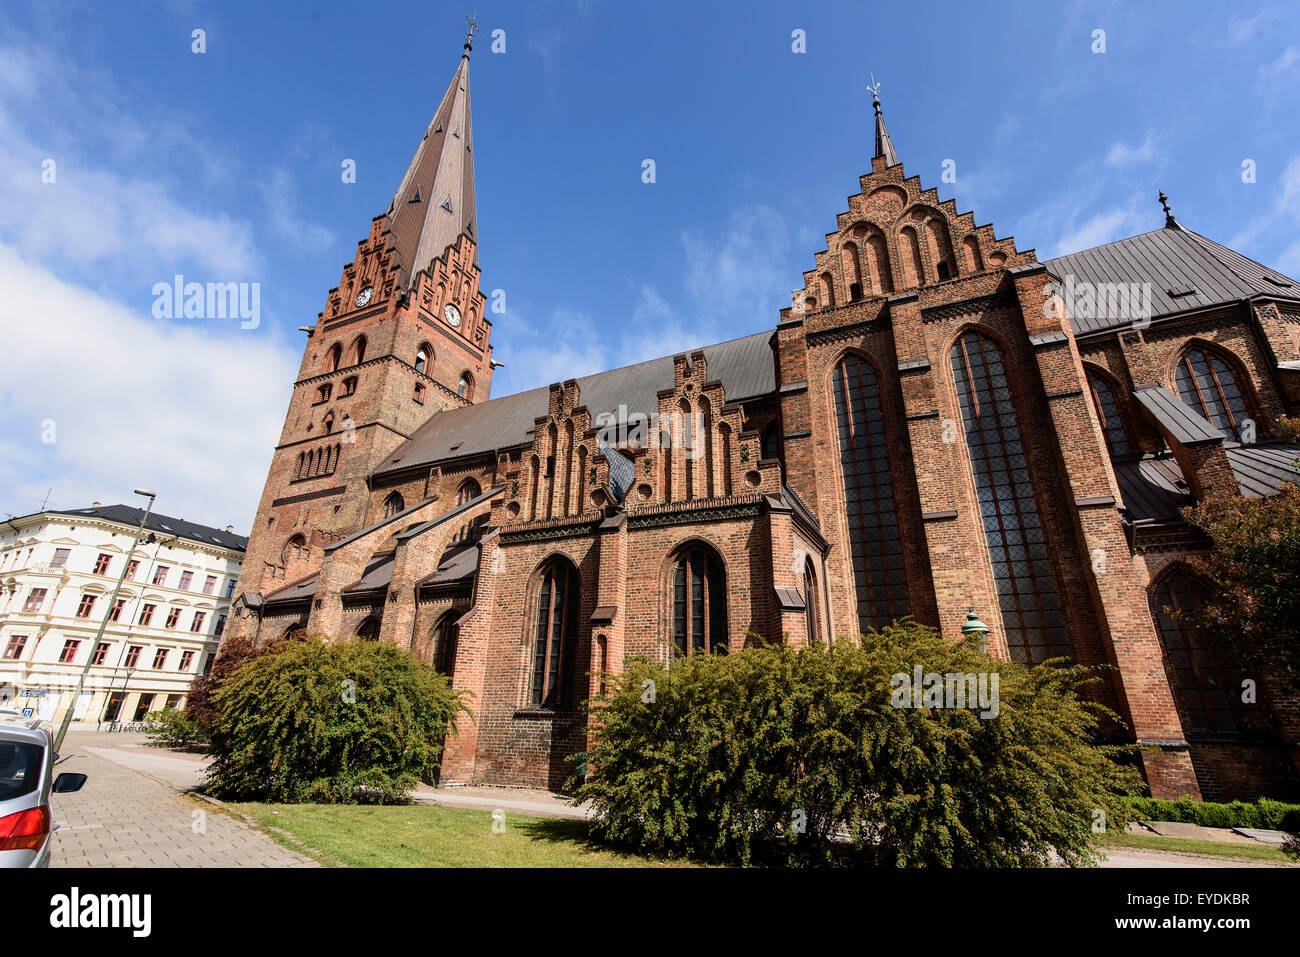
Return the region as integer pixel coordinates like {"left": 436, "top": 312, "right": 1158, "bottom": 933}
{"left": 344, "top": 551, "right": 396, "bottom": 595}
{"left": 1113, "top": 444, "right": 1299, "bottom": 522}
{"left": 1045, "top": 225, "right": 1300, "bottom": 336}
{"left": 263, "top": 574, "right": 318, "bottom": 604}
{"left": 1133, "top": 385, "right": 1224, "bottom": 444}
{"left": 325, "top": 495, "right": 437, "bottom": 553}
{"left": 374, "top": 330, "right": 775, "bottom": 476}
{"left": 22, "top": 503, "right": 248, "bottom": 552}
{"left": 417, "top": 541, "right": 479, "bottom": 588}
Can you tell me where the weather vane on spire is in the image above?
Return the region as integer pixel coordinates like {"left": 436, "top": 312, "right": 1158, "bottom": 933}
{"left": 868, "top": 73, "right": 882, "bottom": 104}
{"left": 464, "top": 13, "right": 479, "bottom": 51}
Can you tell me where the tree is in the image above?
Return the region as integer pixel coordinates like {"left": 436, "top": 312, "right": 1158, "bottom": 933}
{"left": 1180, "top": 482, "right": 1300, "bottom": 691}
{"left": 574, "top": 621, "right": 1143, "bottom": 867}
{"left": 204, "top": 637, "right": 466, "bottom": 803}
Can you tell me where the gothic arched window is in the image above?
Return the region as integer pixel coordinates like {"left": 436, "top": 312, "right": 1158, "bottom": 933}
{"left": 1151, "top": 572, "right": 1264, "bottom": 734}
{"left": 356, "top": 617, "right": 379, "bottom": 641}
{"left": 347, "top": 335, "right": 367, "bottom": 366}
{"left": 383, "top": 492, "right": 405, "bottom": 518}
{"left": 429, "top": 611, "right": 458, "bottom": 679}
{"left": 456, "top": 478, "right": 481, "bottom": 505}
{"left": 325, "top": 343, "right": 342, "bottom": 373}
{"left": 951, "top": 329, "right": 1068, "bottom": 665}
{"left": 1086, "top": 370, "right": 1131, "bottom": 455}
{"left": 1174, "top": 346, "right": 1252, "bottom": 442}
{"left": 670, "top": 545, "right": 728, "bottom": 657}
{"left": 529, "top": 558, "right": 580, "bottom": 709}
{"left": 457, "top": 372, "right": 473, "bottom": 400}
{"left": 831, "top": 353, "right": 909, "bottom": 632}
{"left": 803, "top": 558, "right": 820, "bottom": 646}
{"left": 415, "top": 344, "right": 432, "bottom": 375}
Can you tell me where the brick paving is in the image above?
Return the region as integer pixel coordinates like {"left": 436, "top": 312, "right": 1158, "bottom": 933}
{"left": 49, "top": 733, "right": 318, "bottom": 868}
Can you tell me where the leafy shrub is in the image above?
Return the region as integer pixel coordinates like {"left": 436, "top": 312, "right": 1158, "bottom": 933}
{"left": 204, "top": 637, "right": 466, "bottom": 804}
{"left": 574, "top": 621, "right": 1143, "bottom": 867}
{"left": 145, "top": 708, "right": 209, "bottom": 748}
{"left": 1122, "top": 796, "right": 1300, "bottom": 831}
{"left": 183, "top": 634, "right": 269, "bottom": 736}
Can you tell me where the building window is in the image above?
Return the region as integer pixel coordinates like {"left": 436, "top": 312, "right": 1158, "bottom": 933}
{"left": 51, "top": 547, "right": 70, "bottom": 568}
{"left": 831, "top": 353, "right": 910, "bottom": 631}
{"left": 102, "top": 692, "right": 125, "bottom": 722}
{"left": 124, "top": 645, "right": 142, "bottom": 668}
{"left": 347, "top": 335, "right": 367, "bottom": 366}
{"left": 190, "top": 611, "right": 206, "bottom": 633}
{"left": 316, "top": 383, "right": 332, "bottom": 404}
{"left": 670, "top": 545, "right": 728, "bottom": 657}
{"left": 355, "top": 617, "right": 380, "bottom": 641}
{"left": 325, "top": 343, "right": 342, "bottom": 373}
{"left": 341, "top": 376, "right": 358, "bottom": 397}
{"left": 529, "top": 559, "right": 580, "bottom": 708}
{"left": 91, "top": 642, "right": 109, "bottom": 666}
{"left": 1174, "top": 346, "right": 1253, "bottom": 442}
{"left": 178, "top": 570, "right": 193, "bottom": 590}
{"left": 415, "top": 345, "right": 431, "bottom": 374}
{"left": 224, "top": 580, "right": 235, "bottom": 599}
{"left": 94, "top": 553, "right": 111, "bottom": 575}
{"left": 165, "top": 607, "right": 180, "bottom": 629}
{"left": 133, "top": 694, "right": 155, "bottom": 722}
{"left": 456, "top": 478, "right": 481, "bottom": 505}
{"left": 215, "top": 614, "right": 227, "bottom": 637}
{"left": 383, "top": 492, "right": 405, "bottom": 518}
{"left": 76, "top": 594, "right": 97, "bottom": 619}
{"left": 153, "top": 565, "right": 169, "bottom": 586}
{"left": 126, "top": 559, "right": 139, "bottom": 581}
{"left": 139, "top": 604, "right": 156, "bottom": 627}
{"left": 59, "top": 639, "right": 80, "bottom": 664}
{"left": 203, "top": 575, "right": 216, "bottom": 595}
{"left": 413, "top": 383, "right": 426, "bottom": 404}
{"left": 951, "top": 330, "right": 1068, "bottom": 665}
{"left": 152, "top": 648, "right": 169, "bottom": 670}
{"left": 457, "top": 373, "right": 473, "bottom": 400}
{"left": 429, "top": 612, "right": 458, "bottom": 679}
{"left": 165, "top": 693, "right": 183, "bottom": 710}
{"left": 1087, "top": 371, "right": 1132, "bottom": 455}
{"left": 22, "top": 588, "right": 47, "bottom": 613}
{"left": 1151, "top": 572, "right": 1265, "bottom": 734}
{"left": 108, "top": 598, "right": 126, "bottom": 622}
{"left": 803, "top": 558, "right": 820, "bottom": 645}
{"left": 3, "top": 636, "right": 28, "bottom": 660}
{"left": 179, "top": 650, "right": 195, "bottom": 671}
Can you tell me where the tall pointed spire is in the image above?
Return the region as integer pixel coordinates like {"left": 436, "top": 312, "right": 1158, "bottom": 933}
{"left": 383, "top": 39, "right": 478, "bottom": 286}
{"left": 870, "top": 76, "right": 900, "bottom": 168}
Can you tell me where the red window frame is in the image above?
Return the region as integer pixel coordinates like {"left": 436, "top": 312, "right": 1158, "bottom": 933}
{"left": 152, "top": 565, "right": 169, "bottom": 586}
{"left": 203, "top": 575, "right": 216, "bottom": 595}
{"left": 59, "top": 639, "right": 80, "bottom": 663}
{"left": 126, "top": 559, "right": 140, "bottom": 581}
{"left": 93, "top": 553, "right": 112, "bottom": 575}
{"left": 190, "top": 611, "right": 206, "bottom": 633}
{"left": 91, "top": 642, "right": 110, "bottom": 666}
{"left": 179, "top": 650, "right": 195, "bottom": 671}
{"left": 124, "top": 645, "right": 142, "bottom": 668}
{"left": 3, "top": 635, "right": 27, "bottom": 660}
{"left": 138, "top": 604, "right": 156, "bottom": 626}
{"left": 22, "top": 588, "right": 47, "bottom": 613}
{"left": 152, "top": 648, "right": 169, "bottom": 670}
{"left": 108, "top": 598, "right": 126, "bottom": 622}
{"left": 75, "top": 594, "right": 97, "bottom": 619}
{"left": 178, "top": 570, "right": 193, "bottom": 591}
{"left": 165, "top": 607, "right": 180, "bottom": 629}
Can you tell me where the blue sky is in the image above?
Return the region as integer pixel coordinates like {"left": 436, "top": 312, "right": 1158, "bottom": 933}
{"left": 1, "top": 0, "right": 1298, "bottom": 531}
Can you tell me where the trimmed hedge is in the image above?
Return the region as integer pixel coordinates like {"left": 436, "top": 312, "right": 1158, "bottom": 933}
{"left": 205, "top": 637, "right": 466, "bottom": 803}
{"left": 574, "top": 620, "right": 1144, "bottom": 867}
{"left": 1123, "top": 796, "right": 1300, "bottom": 831}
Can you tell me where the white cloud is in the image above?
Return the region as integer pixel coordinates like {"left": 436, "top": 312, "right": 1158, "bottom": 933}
{"left": 1232, "top": 155, "right": 1300, "bottom": 275}
{"left": 1037, "top": 197, "right": 1151, "bottom": 259}
{"left": 0, "top": 246, "right": 300, "bottom": 533}
{"left": 1104, "top": 132, "right": 1158, "bottom": 167}
{"left": 681, "top": 202, "right": 792, "bottom": 330}
{"left": 259, "top": 168, "right": 337, "bottom": 254}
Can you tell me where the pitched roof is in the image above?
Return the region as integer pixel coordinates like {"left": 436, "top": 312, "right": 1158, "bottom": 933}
{"left": 1045, "top": 224, "right": 1300, "bottom": 336}
{"left": 373, "top": 330, "right": 775, "bottom": 476}
{"left": 383, "top": 53, "right": 477, "bottom": 284}
{"left": 1133, "top": 384, "right": 1224, "bottom": 444}
{"left": 1113, "top": 444, "right": 1300, "bottom": 522}
{"left": 19, "top": 504, "right": 248, "bottom": 552}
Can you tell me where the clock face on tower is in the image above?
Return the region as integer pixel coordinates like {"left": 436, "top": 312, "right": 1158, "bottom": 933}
{"left": 444, "top": 303, "right": 462, "bottom": 327}
{"left": 354, "top": 286, "right": 373, "bottom": 308}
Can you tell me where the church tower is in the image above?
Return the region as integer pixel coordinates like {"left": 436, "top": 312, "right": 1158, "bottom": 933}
{"left": 229, "top": 32, "right": 493, "bottom": 619}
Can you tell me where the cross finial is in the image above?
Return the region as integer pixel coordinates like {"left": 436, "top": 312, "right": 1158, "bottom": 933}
{"left": 464, "top": 13, "right": 479, "bottom": 52}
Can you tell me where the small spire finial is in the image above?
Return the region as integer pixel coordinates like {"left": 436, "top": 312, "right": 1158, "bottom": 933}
{"left": 1158, "top": 189, "right": 1180, "bottom": 229}
{"left": 463, "top": 12, "right": 479, "bottom": 54}
{"left": 868, "top": 73, "right": 882, "bottom": 107}
{"left": 869, "top": 74, "right": 899, "bottom": 168}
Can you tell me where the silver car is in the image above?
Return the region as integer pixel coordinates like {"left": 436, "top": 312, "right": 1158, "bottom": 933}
{"left": 0, "top": 718, "right": 87, "bottom": 868}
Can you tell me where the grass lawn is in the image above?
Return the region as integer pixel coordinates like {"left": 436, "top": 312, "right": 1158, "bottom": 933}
{"left": 1103, "top": 831, "right": 1294, "bottom": 865}
{"left": 230, "top": 802, "right": 695, "bottom": 868}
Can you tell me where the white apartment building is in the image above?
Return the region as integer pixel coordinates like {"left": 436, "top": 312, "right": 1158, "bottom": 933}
{"left": 0, "top": 503, "right": 246, "bottom": 726}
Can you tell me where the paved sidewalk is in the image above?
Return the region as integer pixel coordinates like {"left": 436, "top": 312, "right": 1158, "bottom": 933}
{"left": 49, "top": 733, "right": 317, "bottom": 868}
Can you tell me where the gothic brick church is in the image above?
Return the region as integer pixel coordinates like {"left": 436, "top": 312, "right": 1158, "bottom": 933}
{"left": 226, "top": 36, "right": 1300, "bottom": 801}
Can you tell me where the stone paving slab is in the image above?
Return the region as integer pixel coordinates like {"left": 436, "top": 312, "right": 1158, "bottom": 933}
{"left": 49, "top": 736, "right": 318, "bottom": 868}
{"left": 1232, "top": 827, "right": 1296, "bottom": 846}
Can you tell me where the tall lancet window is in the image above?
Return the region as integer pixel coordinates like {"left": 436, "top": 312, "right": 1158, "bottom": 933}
{"left": 529, "top": 558, "right": 580, "bottom": 709}
{"left": 831, "top": 353, "right": 909, "bottom": 632}
{"left": 950, "top": 330, "right": 1068, "bottom": 665}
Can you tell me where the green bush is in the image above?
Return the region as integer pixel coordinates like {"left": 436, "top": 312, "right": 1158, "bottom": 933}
{"left": 204, "top": 637, "right": 466, "bottom": 804}
{"left": 1122, "top": 796, "right": 1300, "bottom": 831}
{"left": 145, "top": 708, "right": 209, "bottom": 748}
{"left": 573, "top": 621, "right": 1143, "bottom": 867}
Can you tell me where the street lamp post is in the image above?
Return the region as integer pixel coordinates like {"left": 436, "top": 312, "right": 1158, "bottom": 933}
{"left": 53, "top": 489, "right": 157, "bottom": 751}
{"left": 960, "top": 606, "right": 990, "bottom": 656}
